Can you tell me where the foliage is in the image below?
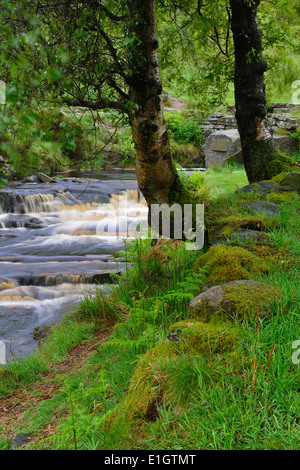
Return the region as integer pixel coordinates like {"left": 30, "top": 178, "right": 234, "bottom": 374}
{"left": 166, "top": 113, "right": 202, "bottom": 146}
{"left": 0, "top": 165, "right": 299, "bottom": 450}
{"left": 0, "top": 0, "right": 299, "bottom": 452}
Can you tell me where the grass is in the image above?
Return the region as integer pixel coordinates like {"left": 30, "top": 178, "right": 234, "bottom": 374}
{"left": 0, "top": 165, "right": 299, "bottom": 450}
{"left": 200, "top": 163, "right": 249, "bottom": 199}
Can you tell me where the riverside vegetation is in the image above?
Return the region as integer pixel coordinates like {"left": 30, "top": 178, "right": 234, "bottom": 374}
{"left": 0, "top": 162, "right": 299, "bottom": 450}
{"left": 0, "top": 0, "right": 299, "bottom": 452}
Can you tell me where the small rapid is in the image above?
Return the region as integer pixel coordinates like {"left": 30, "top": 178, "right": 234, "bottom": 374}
{"left": 0, "top": 170, "right": 148, "bottom": 360}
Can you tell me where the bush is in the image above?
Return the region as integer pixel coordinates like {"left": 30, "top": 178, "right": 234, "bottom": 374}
{"left": 166, "top": 113, "right": 202, "bottom": 146}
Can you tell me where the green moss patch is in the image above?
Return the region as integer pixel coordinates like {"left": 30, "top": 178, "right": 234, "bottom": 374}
{"left": 265, "top": 191, "right": 299, "bottom": 204}
{"left": 268, "top": 167, "right": 300, "bottom": 187}
{"left": 168, "top": 320, "right": 240, "bottom": 356}
{"left": 121, "top": 341, "right": 178, "bottom": 422}
{"left": 189, "top": 280, "right": 283, "bottom": 323}
{"left": 208, "top": 213, "right": 277, "bottom": 246}
{"left": 265, "top": 152, "right": 295, "bottom": 179}
{"left": 193, "top": 245, "right": 269, "bottom": 285}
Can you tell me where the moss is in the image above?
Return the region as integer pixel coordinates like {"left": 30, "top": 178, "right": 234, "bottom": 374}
{"left": 265, "top": 191, "right": 299, "bottom": 204}
{"left": 247, "top": 139, "right": 295, "bottom": 182}
{"left": 190, "top": 280, "right": 283, "bottom": 323}
{"left": 193, "top": 245, "right": 269, "bottom": 285}
{"left": 122, "top": 341, "right": 178, "bottom": 421}
{"left": 209, "top": 213, "right": 277, "bottom": 245}
{"left": 267, "top": 166, "right": 300, "bottom": 186}
{"left": 246, "top": 243, "right": 287, "bottom": 264}
{"left": 220, "top": 281, "right": 283, "bottom": 321}
{"left": 265, "top": 153, "right": 295, "bottom": 179}
{"left": 168, "top": 320, "right": 240, "bottom": 356}
{"left": 218, "top": 214, "right": 276, "bottom": 232}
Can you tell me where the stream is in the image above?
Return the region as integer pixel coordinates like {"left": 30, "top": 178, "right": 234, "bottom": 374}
{"left": 0, "top": 167, "right": 202, "bottom": 361}
{"left": 0, "top": 169, "right": 149, "bottom": 360}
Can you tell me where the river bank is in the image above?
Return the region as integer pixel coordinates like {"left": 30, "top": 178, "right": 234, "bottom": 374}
{"left": 0, "top": 165, "right": 299, "bottom": 450}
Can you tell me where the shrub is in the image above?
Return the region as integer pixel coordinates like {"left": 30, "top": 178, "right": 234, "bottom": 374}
{"left": 166, "top": 113, "right": 202, "bottom": 146}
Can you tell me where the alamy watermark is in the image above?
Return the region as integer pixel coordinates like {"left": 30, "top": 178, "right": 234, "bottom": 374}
{"left": 0, "top": 340, "right": 6, "bottom": 365}
{"left": 149, "top": 203, "right": 204, "bottom": 251}
{"left": 292, "top": 340, "right": 300, "bottom": 365}
{"left": 0, "top": 80, "right": 6, "bottom": 104}
{"left": 292, "top": 80, "right": 300, "bottom": 105}
{"left": 95, "top": 200, "right": 205, "bottom": 251}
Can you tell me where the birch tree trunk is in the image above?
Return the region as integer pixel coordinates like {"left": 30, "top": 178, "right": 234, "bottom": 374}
{"left": 126, "top": 0, "right": 187, "bottom": 206}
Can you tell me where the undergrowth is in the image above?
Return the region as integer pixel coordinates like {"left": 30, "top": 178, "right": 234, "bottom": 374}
{"left": 0, "top": 166, "right": 299, "bottom": 451}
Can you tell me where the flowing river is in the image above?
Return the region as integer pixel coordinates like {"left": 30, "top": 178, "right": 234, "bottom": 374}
{"left": 0, "top": 167, "right": 202, "bottom": 361}
{"left": 0, "top": 169, "right": 150, "bottom": 360}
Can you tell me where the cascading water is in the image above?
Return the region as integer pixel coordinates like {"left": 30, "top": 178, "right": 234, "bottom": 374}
{"left": 0, "top": 170, "right": 148, "bottom": 360}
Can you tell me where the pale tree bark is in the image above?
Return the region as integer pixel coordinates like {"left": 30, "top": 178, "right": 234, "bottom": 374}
{"left": 126, "top": 0, "right": 188, "bottom": 206}
{"left": 229, "top": 0, "right": 293, "bottom": 183}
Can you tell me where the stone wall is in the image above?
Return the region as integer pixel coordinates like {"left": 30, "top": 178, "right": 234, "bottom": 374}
{"left": 202, "top": 103, "right": 299, "bottom": 140}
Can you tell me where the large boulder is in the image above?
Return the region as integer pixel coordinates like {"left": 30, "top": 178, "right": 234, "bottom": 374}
{"left": 202, "top": 129, "right": 243, "bottom": 167}
{"left": 189, "top": 280, "right": 283, "bottom": 322}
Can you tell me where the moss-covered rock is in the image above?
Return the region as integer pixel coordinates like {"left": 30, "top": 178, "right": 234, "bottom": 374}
{"left": 168, "top": 320, "right": 240, "bottom": 356}
{"left": 212, "top": 228, "right": 270, "bottom": 246}
{"left": 122, "top": 341, "right": 178, "bottom": 422}
{"left": 236, "top": 181, "right": 294, "bottom": 195}
{"left": 244, "top": 243, "right": 288, "bottom": 265}
{"left": 189, "top": 279, "right": 283, "bottom": 323}
{"left": 193, "top": 245, "right": 269, "bottom": 285}
{"left": 208, "top": 212, "right": 277, "bottom": 246}
{"left": 278, "top": 172, "right": 300, "bottom": 195}
{"left": 241, "top": 200, "right": 281, "bottom": 216}
{"left": 265, "top": 191, "right": 299, "bottom": 204}
{"left": 265, "top": 152, "right": 295, "bottom": 179}
{"left": 268, "top": 167, "right": 300, "bottom": 185}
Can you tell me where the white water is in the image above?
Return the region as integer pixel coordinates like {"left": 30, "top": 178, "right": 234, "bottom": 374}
{"left": 0, "top": 171, "right": 148, "bottom": 360}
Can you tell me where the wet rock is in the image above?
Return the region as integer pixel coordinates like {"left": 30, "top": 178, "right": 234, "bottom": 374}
{"left": 0, "top": 230, "right": 17, "bottom": 238}
{"left": 242, "top": 201, "right": 281, "bottom": 216}
{"left": 189, "top": 280, "right": 283, "bottom": 322}
{"left": 236, "top": 181, "right": 293, "bottom": 195}
{"left": 22, "top": 175, "right": 39, "bottom": 183}
{"left": 33, "top": 325, "right": 51, "bottom": 340}
{"left": 37, "top": 172, "right": 56, "bottom": 183}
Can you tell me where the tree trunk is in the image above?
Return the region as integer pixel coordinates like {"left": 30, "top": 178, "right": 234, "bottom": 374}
{"left": 229, "top": 0, "right": 292, "bottom": 183}
{"left": 126, "top": 0, "right": 187, "bottom": 206}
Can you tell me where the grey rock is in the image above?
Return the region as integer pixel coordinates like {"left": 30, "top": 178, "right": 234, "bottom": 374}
{"left": 236, "top": 181, "right": 294, "bottom": 195}
{"left": 202, "top": 129, "right": 243, "bottom": 167}
{"left": 37, "top": 172, "right": 56, "bottom": 183}
{"left": 10, "top": 433, "right": 32, "bottom": 448}
{"left": 242, "top": 201, "right": 281, "bottom": 216}
{"left": 22, "top": 175, "right": 39, "bottom": 183}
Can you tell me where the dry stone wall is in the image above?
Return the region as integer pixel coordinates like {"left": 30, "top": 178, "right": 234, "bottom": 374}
{"left": 202, "top": 103, "right": 299, "bottom": 140}
{"left": 201, "top": 103, "right": 300, "bottom": 168}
